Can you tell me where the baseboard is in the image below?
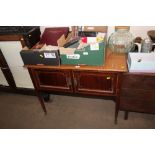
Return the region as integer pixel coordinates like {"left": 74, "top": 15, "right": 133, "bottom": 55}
{"left": 0, "top": 85, "right": 36, "bottom": 96}
{"left": 0, "top": 85, "right": 115, "bottom": 101}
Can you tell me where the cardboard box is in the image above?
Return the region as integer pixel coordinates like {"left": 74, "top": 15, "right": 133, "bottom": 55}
{"left": 58, "top": 34, "right": 106, "bottom": 66}
{"left": 28, "top": 31, "right": 107, "bottom": 66}
{"left": 41, "top": 34, "right": 107, "bottom": 66}
{"left": 57, "top": 32, "right": 73, "bottom": 47}
{"left": 83, "top": 26, "right": 107, "bottom": 33}
{"left": 128, "top": 52, "right": 155, "bottom": 73}
{"left": 60, "top": 41, "right": 106, "bottom": 66}
{"left": 20, "top": 49, "right": 60, "bottom": 66}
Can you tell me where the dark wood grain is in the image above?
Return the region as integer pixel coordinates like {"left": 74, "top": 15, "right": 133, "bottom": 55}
{"left": 121, "top": 73, "right": 155, "bottom": 90}
{"left": 25, "top": 48, "right": 127, "bottom": 116}
{"left": 73, "top": 71, "right": 117, "bottom": 95}
{"left": 0, "top": 27, "right": 41, "bottom": 48}
{"left": 120, "top": 97, "right": 155, "bottom": 113}
{"left": 0, "top": 34, "right": 26, "bottom": 47}
{"left": 33, "top": 69, "right": 73, "bottom": 92}
{"left": 28, "top": 68, "right": 47, "bottom": 113}
{"left": 118, "top": 73, "right": 155, "bottom": 121}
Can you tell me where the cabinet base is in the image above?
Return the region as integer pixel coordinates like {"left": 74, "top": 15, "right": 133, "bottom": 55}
{"left": 0, "top": 85, "right": 35, "bottom": 96}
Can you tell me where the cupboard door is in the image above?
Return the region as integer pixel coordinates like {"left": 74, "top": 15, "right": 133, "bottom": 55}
{"left": 73, "top": 71, "right": 117, "bottom": 95}
{"left": 33, "top": 69, "right": 73, "bottom": 92}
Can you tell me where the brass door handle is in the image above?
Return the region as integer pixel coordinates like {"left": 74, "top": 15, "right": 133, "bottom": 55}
{"left": 106, "top": 76, "right": 111, "bottom": 80}
{"left": 67, "top": 77, "right": 71, "bottom": 86}
{"left": 74, "top": 78, "right": 77, "bottom": 86}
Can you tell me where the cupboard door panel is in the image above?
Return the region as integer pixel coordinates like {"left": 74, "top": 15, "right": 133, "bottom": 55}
{"left": 33, "top": 69, "right": 73, "bottom": 92}
{"left": 73, "top": 71, "right": 117, "bottom": 95}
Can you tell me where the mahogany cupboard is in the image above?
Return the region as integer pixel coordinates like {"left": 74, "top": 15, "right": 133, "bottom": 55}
{"left": 30, "top": 69, "right": 118, "bottom": 95}
{"left": 26, "top": 49, "right": 155, "bottom": 123}
{"left": 26, "top": 49, "right": 127, "bottom": 121}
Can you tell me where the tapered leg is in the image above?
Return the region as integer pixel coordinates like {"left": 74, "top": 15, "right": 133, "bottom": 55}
{"left": 42, "top": 93, "right": 50, "bottom": 102}
{"left": 36, "top": 91, "right": 47, "bottom": 114}
{"left": 115, "top": 108, "right": 119, "bottom": 124}
{"left": 124, "top": 111, "right": 128, "bottom": 120}
{"left": 114, "top": 96, "right": 119, "bottom": 124}
{"left": 28, "top": 68, "right": 47, "bottom": 114}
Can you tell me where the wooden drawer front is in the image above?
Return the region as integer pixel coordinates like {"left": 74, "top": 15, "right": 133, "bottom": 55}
{"left": 122, "top": 73, "right": 155, "bottom": 91}
{"left": 34, "top": 69, "right": 73, "bottom": 92}
{"left": 73, "top": 71, "right": 117, "bottom": 95}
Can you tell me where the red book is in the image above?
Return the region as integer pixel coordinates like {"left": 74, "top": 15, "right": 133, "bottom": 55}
{"left": 40, "top": 27, "right": 69, "bottom": 46}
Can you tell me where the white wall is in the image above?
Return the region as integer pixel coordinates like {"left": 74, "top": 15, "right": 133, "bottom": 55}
{"left": 0, "top": 69, "right": 9, "bottom": 86}
{"left": 0, "top": 41, "right": 34, "bottom": 88}
{"left": 108, "top": 26, "right": 155, "bottom": 39}
{"left": 40, "top": 26, "right": 155, "bottom": 39}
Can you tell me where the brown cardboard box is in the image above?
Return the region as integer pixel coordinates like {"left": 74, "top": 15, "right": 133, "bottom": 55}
{"left": 57, "top": 32, "right": 72, "bottom": 47}
{"left": 83, "top": 26, "right": 107, "bottom": 33}
{"left": 29, "top": 30, "right": 106, "bottom": 66}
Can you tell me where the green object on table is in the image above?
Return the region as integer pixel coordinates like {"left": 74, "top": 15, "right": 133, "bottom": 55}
{"left": 60, "top": 42, "right": 106, "bottom": 66}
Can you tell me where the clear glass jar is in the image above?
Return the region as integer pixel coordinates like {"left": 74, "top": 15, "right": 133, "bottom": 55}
{"left": 108, "top": 26, "right": 134, "bottom": 53}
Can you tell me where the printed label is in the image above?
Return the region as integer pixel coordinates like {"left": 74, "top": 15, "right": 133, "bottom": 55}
{"left": 90, "top": 43, "right": 99, "bottom": 50}
{"left": 87, "top": 37, "right": 97, "bottom": 43}
{"left": 66, "top": 54, "right": 80, "bottom": 59}
{"left": 83, "top": 52, "right": 88, "bottom": 55}
{"left": 44, "top": 53, "right": 56, "bottom": 58}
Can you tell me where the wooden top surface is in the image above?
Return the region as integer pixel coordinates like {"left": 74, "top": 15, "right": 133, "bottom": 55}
{"left": 25, "top": 48, "right": 128, "bottom": 73}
